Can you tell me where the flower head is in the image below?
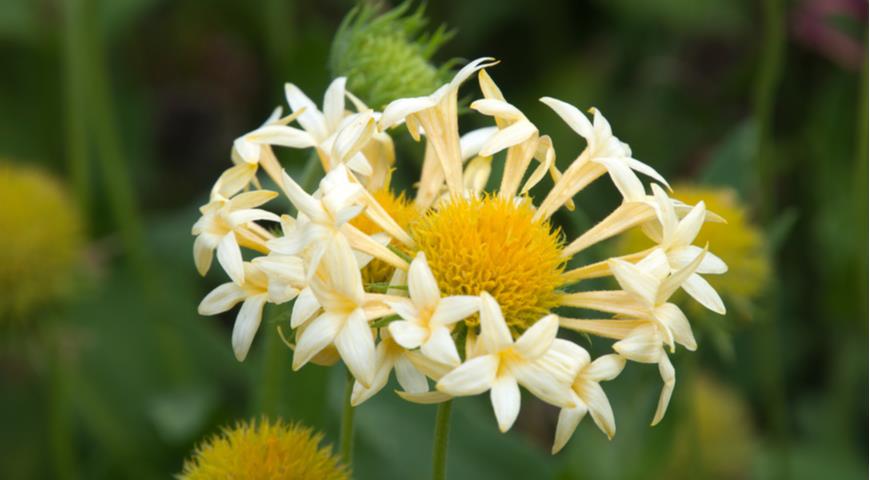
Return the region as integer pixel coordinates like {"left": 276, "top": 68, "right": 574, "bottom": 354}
{"left": 179, "top": 418, "right": 348, "bottom": 480}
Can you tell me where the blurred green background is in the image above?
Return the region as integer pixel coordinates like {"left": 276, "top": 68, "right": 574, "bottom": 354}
{"left": 0, "top": 0, "right": 867, "bottom": 478}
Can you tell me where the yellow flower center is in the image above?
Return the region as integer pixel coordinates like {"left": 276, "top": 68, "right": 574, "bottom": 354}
{"left": 412, "top": 195, "right": 565, "bottom": 330}
{"left": 350, "top": 188, "right": 419, "bottom": 285}
{"left": 179, "top": 418, "right": 348, "bottom": 480}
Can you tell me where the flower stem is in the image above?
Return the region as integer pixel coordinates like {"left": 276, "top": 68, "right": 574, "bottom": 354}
{"left": 431, "top": 400, "right": 453, "bottom": 480}
{"left": 339, "top": 368, "right": 355, "bottom": 465}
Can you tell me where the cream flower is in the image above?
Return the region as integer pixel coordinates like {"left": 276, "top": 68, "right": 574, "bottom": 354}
{"left": 645, "top": 184, "right": 728, "bottom": 314}
{"left": 552, "top": 351, "right": 625, "bottom": 453}
{"left": 386, "top": 252, "right": 479, "bottom": 366}
{"left": 198, "top": 261, "right": 303, "bottom": 361}
{"left": 291, "top": 235, "right": 380, "bottom": 387}
{"left": 192, "top": 190, "right": 280, "bottom": 285}
{"left": 350, "top": 330, "right": 430, "bottom": 406}
{"left": 436, "top": 293, "right": 575, "bottom": 432}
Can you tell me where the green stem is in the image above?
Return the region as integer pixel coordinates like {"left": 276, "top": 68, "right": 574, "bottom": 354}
{"left": 48, "top": 340, "right": 77, "bottom": 480}
{"left": 431, "top": 400, "right": 453, "bottom": 480}
{"left": 339, "top": 369, "right": 356, "bottom": 466}
{"left": 62, "top": 0, "right": 90, "bottom": 223}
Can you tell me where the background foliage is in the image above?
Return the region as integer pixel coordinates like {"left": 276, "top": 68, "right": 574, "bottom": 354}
{"left": 0, "top": 0, "right": 866, "bottom": 478}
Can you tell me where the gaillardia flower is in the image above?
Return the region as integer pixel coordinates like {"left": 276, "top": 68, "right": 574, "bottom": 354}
{"left": 179, "top": 418, "right": 348, "bottom": 480}
{"left": 193, "top": 58, "right": 729, "bottom": 452}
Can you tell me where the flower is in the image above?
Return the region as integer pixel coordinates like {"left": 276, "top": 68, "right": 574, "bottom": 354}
{"left": 386, "top": 252, "right": 479, "bottom": 366}
{"left": 0, "top": 162, "right": 83, "bottom": 323}
{"left": 552, "top": 352, "right": 625, "bottom": 453}
{"left": 192, "top": 189, "right": 280, "bottom": 285}
{"left": 179, "top": 418, "right": 348, "bottom": 480}
{"left": 198, "top": 260, "right": 304, "bottom": 361}
{"left": 193, "top": 57, "right": 731, "bottom": 448}
{"left": 436, "top": 293, "right": 576, "bottom": 432}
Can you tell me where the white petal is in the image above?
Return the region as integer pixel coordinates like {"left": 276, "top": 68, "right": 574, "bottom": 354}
{"left": 351, "top": 340, "right": 393, "bottom": 406}
{"left": 651, "top": 183, "right": 678, "bottom": 242}
{"left": 470, "top": 98, "right": 524, "bottom": 120}
{"left": 655, "top": 303, "right": 697, "bottom": 351}
{"left": 335, "top": 309, "right": 376, "bottom": 387}
{"left": 193, "top": 234, "right": 216, "bottom": 276}
{"left": 668, "top": 246, "right": 728, "bottom": 274}
{"left": 651, "top": 355, "right": 675, "bottom": 426}
{"left": 323, "top": 77, "right": 347, "bottom": 130}
{"left": 513, "top": 361, "right": 575, "bottom": 408}
{"left": 583, "top": 354, "right": 626, "bottom": 382}
{"left": 380, "top": 97, "right": 435, "bottom": 129}
{"left": 608, "top": 258, "right": 658, "bottom": 305}
{"left": 672, "top": 201, "right": 705, "bottom": 247}
{"left": 394, "top": 356, "right": 430, "bottom": 394}
{"left": 626, "top": 157, "right": 670, "bottom": 190}
{"left": 552, "top": 394, "right": 588, "bottom": 454}
{"left": 281, "top": 171, "right": 324, "bottom": 222}
{"left": 217, "top": 233, "right": 245, "bottom": 285}
{"left": 436, "top": 354, "right": 498, "bottom": 396}
{"left": 459, "top": 127, "right": 498, "bottom": 161}
{"left": 408, "top": 252, "right": 441, "bottom": 309}
{"left": 681, "top": 273, "right": 726, "bottom": 315}
{"left": 290, "top": 287, "right": 320, "bottom": 328}
{"left": 420, "top": 326, "right": 461, "bottom": 367}
{"left": 284, "top": 83, "right": 328, "bottom": 140}
{"left": 449, "top": 57, "right": 498, "bottom": 91}
{"left": 385, "top": 300, "right": 420, "bottom": 323}
{"left": 227, "top": 207, "right": 281, "bottom": 227}
{"left": 292, "top": 312, "right": 340, "bottom": 370}
{"left": 576, "top": 380, "right": 616, "bottom": 439}
{"left": 396, "top": 390, "right": 452, "bottom": 404}
{"left": 479, "top": 121, "right": 537, "bottom": 157}
{"left": 430, "top": 296, "right": 479, "bottom": 326}
{"left": 246, "top": 125, "right": 315, "bottom": 149}
{"left": 513, "top": 314, "right": 558, "bottom": 360}
{"left": 198, "top": 282, "right": 247, "bottom": 315}
{"left": 539, "top": 97, "right": 593, "bottom": 139}
{"left": 595, "top": 157, "right": 645, "bottom": 202}
{"left": 612, "top": 325, "right": 663, "bottom": 364}
{"left": 491, "top": 375, "right": 521, "bottom": 432}
{"left": 388, "top": 320, "right": 429, "bottom": 350}
{"left": 231, "top": 294, "right": 268, "bottom": 361}
{"left": 478, "top": 292, "right": 513, "bottom": 353}
{"left": 636, "top": 248, "right": 670, "bottom": 279}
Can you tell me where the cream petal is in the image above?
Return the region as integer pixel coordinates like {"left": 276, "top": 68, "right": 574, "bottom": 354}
{"left": 650, "top": 183, "right": 677, "bottom": 241}
{"left": 636, "top": 248, "right": 670, "bottom": 280}
{"left": 673, "top": 201, "right": 706, "bottom": 247}
{"left": 658, "top": 244, "right": 707, "bottom": 304}
{"left": 350, "top": 340, "right": 393, "bottom": 406}
{"left": 380, "top": 97, "right": 435, "bottom": 129}
{"left": 233, "top": 137, "right": 261, "bottom": 164}
{"left": 536, "top": 339, "right": 589, "bottom": 384}
{"left": 539, "top": 97, "right": 593, "bottom": 138}
{"left": 231, "top": 294, "right": 268, "bottom": 361}
{"left": 479, "top": 121, "right": 537, "bottom": 157}
{"left": 668, "top": 246, "right": 728, "bottom": 274}
{"left": 583, "top": 354, "right": 626, "bottom": 382}
{"left": 290, "top": 287, "right": 320, "bottom": 328}
{"left": 213, "top": 163, "right": 258, "bottom": 199}
{"left": 478, "top": 292, "right": 513, "bottom": 353}
{"left": 559, "top": 318, "right": 647, "bottom": 341}
{"left": 513, "top": 361, "right": 574, "bottom": 408}
{"left": 651, "top": 355, "right": 675, "bottom": 426}
{"left": 430, "top": 295, "right": 479, "bottom": 326}
{"left": 459, "top": 127, "right": 499, "bottom": 161}
{"left": 491, "top": 375, "right": 521, "bottom": 432}
{"left": 654, "top": 303, "right": 697, "bottom": 351}
{"left": 552, "top": 394, "right": 588, "bottom": 454}
{"left": 284, "top": 83, "right": 328, "bottom": 140}
{"left": 280, "top": 171, "right": 325, "bottom": 223}
{"left": 394, "top": 356, "right": 429, "bottom": 394}
{"left": 420, "top": 326, "right": 461, "bottom": 367}
{"left": 385, "top": 299, "right": 419, "bottom": 324}
{"left": 335, "top": 309, "right": 376, "bottom": 388}
{"left": 193, "top": 234, "right": 216, "bottom": 276}
{"left": 323, "top": 76, "right": 347, "bottom": 130}
{"left": 436, "top": 354, "right": 499, "bottom": 396}
{"left": 681, "top": 273, "right": 726, "bottom": 315}
{"left": 612, "top": 325, "right": 663, "bottom": 364}
{"left": 408, "top": 252, "right": 441, "bottom": 309}
{"left": 626, "top": 157, "right": 670, "bottom": 190}
{"left": 608, "top": 258, "right": 659, "bottom": 305}
{"left": 217, "top": 233, "right": 245, "bottom": 285}
{"left": 406, "top": 350, "right": 453, "bottom": 381}
{"left": 388, "top": 320, "right": 429, "bottom": 350}
{"left": 449, "top": 57, "right": 498, "bottom": 91}
{"left": 198, "top": 282, "right": 247, "bottom": 315}
{"left": 246, "top": 125, "right": 315, "bottom": 149}
{"left": 595, "top": 157, "right": 646, "bottom": 202}
{"left": 227, "top": 208, "right": 281, "bottom": 227}
{"left": 576, "top": 380, "right": 616, "bottom": 439}
{"left": 471, "top": 98, "right": 525, "bottom": 120}
{"left": 513, "top": 314, "right": 558, "bottom": 360}
{"left": 396, "top": 390, "right": 452, "bottom": 404}
{"left": 292, "top": 312, "right": 341, "bottom": 371}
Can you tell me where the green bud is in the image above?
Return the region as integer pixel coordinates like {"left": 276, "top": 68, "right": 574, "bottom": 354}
{"left": 329, "top": 2, "right": 455, "bottom": 109}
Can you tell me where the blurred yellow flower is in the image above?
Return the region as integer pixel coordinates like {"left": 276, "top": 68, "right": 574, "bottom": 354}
{"left": 618, "top": 184, "right": 769, "bottom": 312}
{"left": 663, "top": 373, "right": 755, "bottom": 478}
{"left": 0, "top": 162, "right": 83, "bottom": 323}
{"left": 179, "top": 418, "right": 348, "bottom": 480}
